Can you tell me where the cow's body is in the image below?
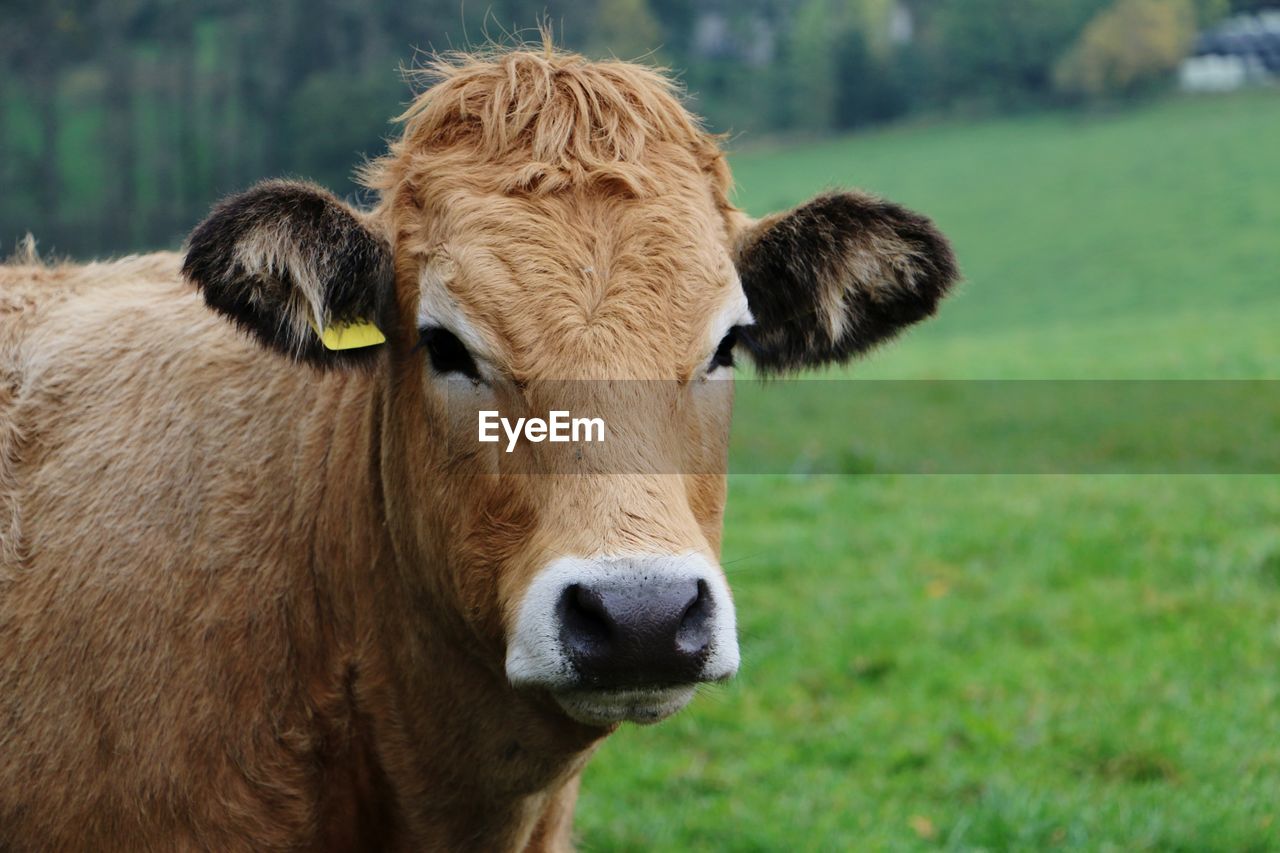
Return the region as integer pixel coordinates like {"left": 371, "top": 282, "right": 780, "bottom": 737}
{"left": 0, "top": 255, "right": 594, "bottom": 849}
{"left": 0, "top": 47, "right": 956, "bottom": 849}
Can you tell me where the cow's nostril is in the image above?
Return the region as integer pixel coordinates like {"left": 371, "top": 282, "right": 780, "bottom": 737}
{"left": 558, "top": 584, "right": 614, "bottom": 658}
{"left": 675, "top": 579, "right": 713, "bottom": 656}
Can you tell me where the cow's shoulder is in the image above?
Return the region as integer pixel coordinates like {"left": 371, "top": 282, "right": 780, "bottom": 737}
{"left": 0, "top": 248, "right": 311, "bottom": 582}
{"left": 0, "top": 250, "right": 362, "bottom": 846}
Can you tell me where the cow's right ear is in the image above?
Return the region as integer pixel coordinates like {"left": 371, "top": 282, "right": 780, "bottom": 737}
{"left": 182, "top": 180, "right": 394, "bottom": 366}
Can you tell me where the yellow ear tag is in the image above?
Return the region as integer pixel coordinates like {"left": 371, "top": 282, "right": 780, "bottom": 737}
{"left": 309, "top": 317, "right": 386, "bottom": 351}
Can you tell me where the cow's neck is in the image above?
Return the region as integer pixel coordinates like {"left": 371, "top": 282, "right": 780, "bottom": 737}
{"left": 303, "top": 367, "right": 605, "bottom": 848}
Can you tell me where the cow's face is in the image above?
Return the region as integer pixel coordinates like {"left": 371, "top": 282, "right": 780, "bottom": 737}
{"left": 377, "top": 169, "right": 749, "bottom": 727}
{"left": 182, "top": 52, "right": 957, "bottom": 728}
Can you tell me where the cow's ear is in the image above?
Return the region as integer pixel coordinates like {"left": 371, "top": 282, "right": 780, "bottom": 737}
{"left": 732, "top": 191, "right": 959, "bottom": 374}
{"left": 182, "top": 180, "right": 394, "bottom": 366}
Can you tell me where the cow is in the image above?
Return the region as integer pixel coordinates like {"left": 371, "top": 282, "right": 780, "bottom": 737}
{"left": 0, "top": 47, "right": 957, "bottom": 850}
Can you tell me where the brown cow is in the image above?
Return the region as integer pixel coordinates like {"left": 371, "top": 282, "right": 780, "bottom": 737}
{"left": 0, "top": 47, "right": 957, "bottom": 850}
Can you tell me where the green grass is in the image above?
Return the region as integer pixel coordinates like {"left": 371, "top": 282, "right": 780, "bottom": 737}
{"left": 733, "top": 91, "right": 1280, "bottom": 380}
{"left": 575, "top": 91, "right": 1280, "bottom": 850}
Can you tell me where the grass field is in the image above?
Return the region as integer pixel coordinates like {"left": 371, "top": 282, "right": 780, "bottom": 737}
{"left": 575, "top": 91, "right": 1280, "bottom": 850}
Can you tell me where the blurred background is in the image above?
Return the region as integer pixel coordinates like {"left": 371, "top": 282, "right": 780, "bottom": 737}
{"left": 4, "top": 1, "right": 1280, "bottom": 849}
{"left": 2, "top": 0, "right": 1277, "bottom": 257}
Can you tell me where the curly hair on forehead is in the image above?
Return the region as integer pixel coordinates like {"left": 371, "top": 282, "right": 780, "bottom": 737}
{"left": 360, "top": 43, "right": 733, "bottom": 200}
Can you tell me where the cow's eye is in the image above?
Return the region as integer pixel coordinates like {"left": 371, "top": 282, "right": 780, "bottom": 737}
{"left": 419, "top": 326, "right": 481, "bottom": 381}
{"left": 710, "top": 327, "right": 740, "bottom": 370}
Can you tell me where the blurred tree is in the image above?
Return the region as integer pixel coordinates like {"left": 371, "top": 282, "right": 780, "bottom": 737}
{"left": 778, "top": 0, "right": 915, "bottom": 132}
{"left": 0, "top": 0, "right": 1240, "bottom": 257}
{"left": 1181, "top": 0, "right": 1229, "bottom": 24}
{"left": 647, "top": 0, "right": 696, "bottom": 56}
{"left": 587, "top": 0, "right": 663, "bottom": 60}
{"left": 834, "top": 32, "right": 912, "bottom": 129}
{"left": 922, "top": 0, "right": 1112, "bottom": 105}
{"left": 1055, "top": 0, "right": 1197, "bottom": 98}
{"left": 776, "top": 0, "right": 839, "bottom": 132}
{"left": 1, "top": 0, "right": 96, "bottom": 248}
{"left": 286, "top": 71, "right": 402, "bottom": 192}
{"left": 98, "top": 0, "right": 141, "bottom": 247}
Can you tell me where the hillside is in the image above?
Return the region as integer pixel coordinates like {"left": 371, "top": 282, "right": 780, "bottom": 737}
{"left": 578, "top": 93, "right": 1280, "bottom": 850}
{"left": 731, "top": 91, "right": 1280, "bottom": 379}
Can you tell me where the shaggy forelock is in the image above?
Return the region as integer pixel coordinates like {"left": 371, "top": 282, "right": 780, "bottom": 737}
{"left": 360, "top": 46, "right": 732, "bottom": 201}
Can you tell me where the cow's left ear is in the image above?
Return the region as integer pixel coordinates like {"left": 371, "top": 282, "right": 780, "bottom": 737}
{"left": 182, "top": 180, "right": 394, "bottom": 366}
{"left": 732, "top": 191, "right": 959, "bottom": 374}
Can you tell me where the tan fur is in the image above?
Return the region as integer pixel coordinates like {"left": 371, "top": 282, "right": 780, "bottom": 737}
{"left": 361, "top": 48, "right": 732, "bottom": 205}
{"left": 1, "top": 48, "right": 748, "bottom": 850}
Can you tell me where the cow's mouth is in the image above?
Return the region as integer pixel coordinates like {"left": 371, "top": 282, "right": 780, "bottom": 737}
{"left": 551, "top": 685, "right": 698, "bottom": 726}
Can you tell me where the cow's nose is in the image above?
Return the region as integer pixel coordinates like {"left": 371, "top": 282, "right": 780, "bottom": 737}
{"left": 558, "top": 579, "right": 713, "bottom": 688}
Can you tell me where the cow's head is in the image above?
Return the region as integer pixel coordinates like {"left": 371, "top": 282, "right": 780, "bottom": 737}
{"left": 182, "top": 50, "right": 957, "bottom": 728}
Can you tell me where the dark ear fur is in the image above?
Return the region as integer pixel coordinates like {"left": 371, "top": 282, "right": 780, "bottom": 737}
{"left": 734, "top": 191, "right": 959, "bottom": 374}
{"left": 182, "top": 180, "right": 394, "bottom": 366}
